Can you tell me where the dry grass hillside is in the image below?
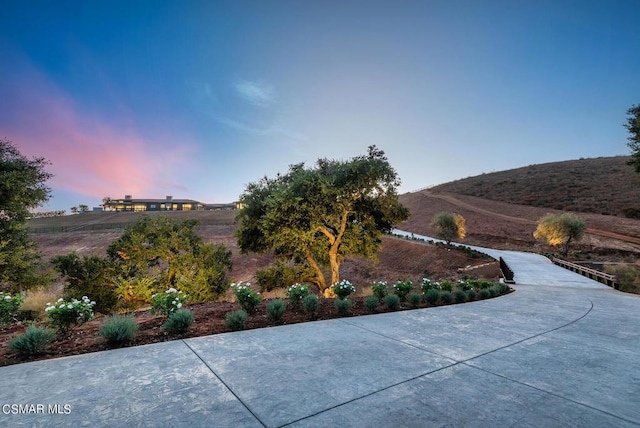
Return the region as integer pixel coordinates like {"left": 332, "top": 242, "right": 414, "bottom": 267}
{"left": 431, "top": 156, "right": 640, "bottom": 217}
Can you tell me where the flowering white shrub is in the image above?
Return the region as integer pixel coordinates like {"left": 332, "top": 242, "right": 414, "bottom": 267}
{"left": 287, "top": 283, "right": 310, "bottom": 304}
{"left": 0, "top": 292, "right": 24, "bottom": 324}
{"left": 393, "top": 280, "right": 413, "bottom": 302}
{"left": 231, "top": 282, "right": 261, "bottom": 314}
{"left": 331, "top": 279, "right": 356, "bottom": 300}
{"left": 370, "top": 281, "right": 388, "bottom": 300}
{"left": 150, "top": 288, "right": 188, "bottom": 317}
{"left": 45, "top": 296, "right": 95, "bottom": 333}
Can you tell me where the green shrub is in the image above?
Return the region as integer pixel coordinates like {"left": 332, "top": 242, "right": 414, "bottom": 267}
{"left": 287, "top": 283, "right": 310, "bottom": 306}
{"left": 164, "top": 309, "right": 194, "bottom": 334}
{"left": 150, "top": 288, "right": 188, "bottom": 317}
{"left": 440, "top": 280, "right": 454, "bottom": 292}
{"left": 456, "top": 280, "right": 473, "bottom": 291}
{"left": 421, "top": 277, "right": 440, "bottom": 294}
{"left": 231, "top": 282, "right": 261, "bottom": 314}
{"left": 424, "top": 288, "right": 440, "bottom": 305}
{"left": 0, "top": 292, "right": 23, "bottom": 324}
{"left": 225, "top": 310, "right": 247, "bottom": 331}
{"left": 605, "top": 264, "right": 640, "bottom": 293}
{"left": 370, "top": 281, "right": 388, "bottom": 300}
{"left": 364, "top": 295, "right": 379, "bottom": 312}
{"left": 454, "top": 289, "right": 467, "bottom": 303}
{"left": 332, "top": 280, "right": 356, "bottom": 300}
{"left": 468, "top": 279, "right": 494, "bottom": 290}
{"left": 384, "top": 294, "right": 400, "bottom": 310}
{"left": 45, "top": 297, "right": 95, "bottom": 333}
{"left": 255, "top": 262, "right": 311, "bottom": 292}
{"left": 335, "top": 298, "right": 353, "bottom": 315}
{"left": 467, "top": 289, "right": 477, "bottom": 301}
{"left": 478, "top": 289, "right": 491, "bottom": 299}
{"left": 393, "top": 280, "right": 413, "bottom": 302}
{"left": 408, "top": 293, "right": 422, "bottom": 308}
{"left": 302, "top": 294, "right": 319, "bottom": 314}
{"left": 9, "top": 326, "right": 56, "bottom": 357}
{"left": 99, "top": 314, "right": 139, "bottom": 345}
{"left": 496, "top": 283, "right": 508, "bottom": 293}
{"left": 266, "top": 299, "right": 286, "bottom": 321}
{"left": 488, "top": 287, "right": 499, "bottom": 297}
{"left": 52, "top": 253, "right": 119, "bottom": 314}
{"left": 440, "top": 291, "right": 453, "bottom": 304}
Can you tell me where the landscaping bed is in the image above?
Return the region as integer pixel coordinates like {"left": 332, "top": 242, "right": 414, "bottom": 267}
{"left": 0, "top": 285, "right": 512, "bottom": 367}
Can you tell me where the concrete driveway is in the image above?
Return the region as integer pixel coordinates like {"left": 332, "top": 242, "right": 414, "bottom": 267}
{"left": 1, "top": 238, "right": 638, "bottom": 427}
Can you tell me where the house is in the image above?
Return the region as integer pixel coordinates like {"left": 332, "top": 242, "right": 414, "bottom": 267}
{"left": 103, "top": 195, "right": 205, "bottom": 212}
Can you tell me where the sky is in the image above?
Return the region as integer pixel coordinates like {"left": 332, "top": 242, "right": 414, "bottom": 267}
{"left": 1, "top": 0, "right": 639, "bottom": 212}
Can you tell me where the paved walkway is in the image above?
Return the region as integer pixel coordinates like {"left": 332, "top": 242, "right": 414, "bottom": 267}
{"left": 1, "top": 237, "right": 638, "bottom": 427}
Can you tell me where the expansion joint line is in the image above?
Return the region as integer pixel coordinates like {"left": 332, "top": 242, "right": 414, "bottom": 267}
{"left": 282, "top": 297, "right": 600, "bottom": 427}
{"left": 181, "top": 340, "right": 267, "bottom": 428}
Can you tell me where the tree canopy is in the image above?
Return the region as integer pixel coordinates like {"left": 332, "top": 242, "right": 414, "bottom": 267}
{"left": 0, "top": 139, "right": 52, "bottom": 292}
{"left": 533, "top": 212, "right": 585, "bottom": 256}
{"left": 235, "top": 146, "right": 409, "bottom": 291}
{"left": 625, "top": 104, "right": 640, "bottom": 173}
{"left": 431, "top": 212, "right": 466, "bottom": 245}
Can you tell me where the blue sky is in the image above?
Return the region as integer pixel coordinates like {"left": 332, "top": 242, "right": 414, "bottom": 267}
{"left": 1, "top": 0, "right": 639, "bottom": 211}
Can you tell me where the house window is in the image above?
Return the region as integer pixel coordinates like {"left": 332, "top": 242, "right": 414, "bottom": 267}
{"left": 182, "top": 203, "right": 192, "bottom": 210}
{"left": 150, "top": 204, "right": 157, "bottom": 209}
{"left": 133, "top": 204, "right": 146, "bottom": 212}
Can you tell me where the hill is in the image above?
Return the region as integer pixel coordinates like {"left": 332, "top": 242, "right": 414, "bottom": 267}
{"left": 430, "top": 156, "right": 640, "bottom": 217}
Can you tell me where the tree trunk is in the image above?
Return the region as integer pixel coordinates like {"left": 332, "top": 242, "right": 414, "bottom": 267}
{"left": 305, "top": 249, "right": 327, "bottom": 291}
{"left": 329, "top": 249, "right": 340, "bottom": 286}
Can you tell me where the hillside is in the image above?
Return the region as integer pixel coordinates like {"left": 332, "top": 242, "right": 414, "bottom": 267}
{"left": 431, "top": 156, "right": 640, "bottom": 217}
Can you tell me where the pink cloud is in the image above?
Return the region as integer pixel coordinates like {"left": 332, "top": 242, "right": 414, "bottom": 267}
{"left": 2, "top": 63, "right": 195, "bottom": 202}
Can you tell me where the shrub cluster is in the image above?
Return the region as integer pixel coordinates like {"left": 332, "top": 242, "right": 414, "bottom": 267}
{"left": 384, "top": 294, "right": 400, "bottom": 310}
{"left": 150, "top": 288, "right": 188, "bottom": 317}
{"left": 364, "top": 295, "right": 379, "bottom": 312}
{"left": 0, "top": 292, "right": 23, "bottom": 324}
{"left": 332, "top": 280, "right": 356, "bottom": 300}
{"left": 45, "top": 296, "right": 95, "bottom": 333}
{"left": 408, "top": 293, "right": 422, "bottom": 308}
{"left": 393, "top": 280, "right": 413, "bottom": 302}
{"left": 99, "top": 315, "right": 139, "bottom": 345}
{"left": 302, "top": 294, "right": 319, "bottom": 314}
{"left": 424, "top": 288, "right": 440, "bottom": 305}
{"left": 287, "top": 283, "right": 310, "bottom": 306}
{"left": 370, "top": 281, "right": 388, "bottom": 300}
{"left": 9, "top": 326, "right": 56, "bottom": 357}
{"left": 231, "top": 282, "right": 261, "bottom": 314}
{"left": 164, "top": 309, "right": 194, "bottom": 334}
{"left": 335, "top": 298, "right": 353, "bottom": 315}
{"left": 267, "top": 299, "right": 286, "bottom": 321}
{"left": 225, "top": 310, "right": 247, "bottom": 331}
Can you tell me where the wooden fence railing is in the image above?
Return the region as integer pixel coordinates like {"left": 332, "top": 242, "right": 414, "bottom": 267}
{"left": 499, "top": 257, "right": 515, "bottom": 283}
{"left": 552, "top": 258, "right": 620, "bottom": 289}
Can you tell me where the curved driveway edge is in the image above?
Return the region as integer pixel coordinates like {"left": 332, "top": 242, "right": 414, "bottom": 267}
{"left": 1, "top": 240, "right": 638, "bottom": 427}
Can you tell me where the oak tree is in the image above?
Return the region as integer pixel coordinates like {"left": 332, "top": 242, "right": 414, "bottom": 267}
{"left": 235, "top": 146, "right": 409, "bottom": 291}
{"left": 0, "top": 139, "right": 52, "bottom": 292}
{"left": 533, "top": 212, "right": 585, "bottom": 257}
{"left": 431, "top": 212, "right": 466, "bottom": 245}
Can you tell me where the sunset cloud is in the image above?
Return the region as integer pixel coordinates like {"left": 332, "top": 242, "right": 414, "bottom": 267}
{"left": 0, "top": 62, "right": 194, "bottom": 203}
